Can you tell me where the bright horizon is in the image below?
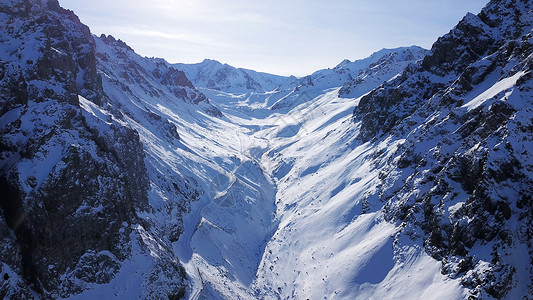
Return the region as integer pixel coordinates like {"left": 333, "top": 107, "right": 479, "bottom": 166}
{"left": 59, "top": 0, "right": 488, "bottom": 76}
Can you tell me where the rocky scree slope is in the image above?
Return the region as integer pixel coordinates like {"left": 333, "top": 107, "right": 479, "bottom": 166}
{"left": 0, "top": 0, "right": 195, "bottom": 298}
{"left": 352, "top": 0, "right": 533, "bottom": 298}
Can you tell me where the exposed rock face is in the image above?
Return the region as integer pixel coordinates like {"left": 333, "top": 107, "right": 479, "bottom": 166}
{"left": 0, "top": 0, "right": 186, "bottom": 297}
{"left": 0, "top": 62, "right": 27, "bottom": 116}
{"left": 353, "top": 0, "right": 533, "bottom": 297}
{"left": 0, "top": 0, "right": 104, "bottom": 107}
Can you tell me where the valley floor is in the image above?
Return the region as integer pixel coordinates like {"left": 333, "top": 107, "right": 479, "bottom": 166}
{"left": 171, "top": 87, "right": 465, "bottom": 299}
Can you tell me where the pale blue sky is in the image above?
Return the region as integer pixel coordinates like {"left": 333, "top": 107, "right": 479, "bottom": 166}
{"left": 59, "top": 0, "right": 488, "bottom": 76}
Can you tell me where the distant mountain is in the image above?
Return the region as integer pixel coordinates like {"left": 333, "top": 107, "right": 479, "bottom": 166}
{"left": 179, "top": 47, "right": 426, "bottom": 116}
{"left": 338, "top": 46, "right": 428, "bottom": 97}
{"left": 176, "top": 47, "right": 427, "bottom": 95}
{"left": 290, "top": 46, "right": 427, "bottom": 93}
{"left": 172, "top": 59, "right": 287, "bottom": 93}
{"left": 269, "top": 46, "right": 427, "bottom": 110}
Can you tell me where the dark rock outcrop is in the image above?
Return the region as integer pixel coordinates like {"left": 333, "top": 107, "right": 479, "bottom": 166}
{"left": 0, "top": 0, "right": 184, "bottom": 297}
{"left": 352, "top": 0, "right": 533, "bottom": 297}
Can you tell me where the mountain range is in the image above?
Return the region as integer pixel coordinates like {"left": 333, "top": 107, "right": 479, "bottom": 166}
{"left": 0, "top": 0, "right": 532, "bottom": 299}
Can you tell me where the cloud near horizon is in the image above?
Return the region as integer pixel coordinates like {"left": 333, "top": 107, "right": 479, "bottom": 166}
{"left": 60, "top": 0, "right": 488, "bottom": 76}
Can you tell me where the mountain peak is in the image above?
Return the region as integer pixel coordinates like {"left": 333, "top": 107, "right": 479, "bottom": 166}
{"left": 201, "top": 58, "right": 221, "bottom": 65}
{"left": 336, "top": 58, "right": 352, "bottom": 69}
{"left": 172, "top": 59, "right": 288, "bottom": 93}
{"left": 99, "top": 34, "right": 134, "bottom": 52}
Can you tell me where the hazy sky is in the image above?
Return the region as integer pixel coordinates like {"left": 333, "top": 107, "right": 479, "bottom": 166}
{"left": 59, "top": 0, "right": 488, "bottom": 76}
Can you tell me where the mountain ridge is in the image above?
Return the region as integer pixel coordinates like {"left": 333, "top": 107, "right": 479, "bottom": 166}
{"left": 169, "top": 46, "right": 427, "bottom": 95}
{"left": 1, "top": 0, "right": 532, "bottom": 299}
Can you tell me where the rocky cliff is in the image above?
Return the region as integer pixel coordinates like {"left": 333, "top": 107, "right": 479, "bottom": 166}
{"left": 0, "top": 0, "right": 188, "bottom": 297}
{"left": 352, "top": 0, "right": 533, "bottom": 297}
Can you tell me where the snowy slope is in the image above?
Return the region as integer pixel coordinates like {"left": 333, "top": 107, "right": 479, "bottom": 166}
{"left": 156, "top": 44, "right": 465, "bottom": 300}
{"left": 92, "top": 33, "right": 281, "bottom": 300}
{"left": 1, "top": 0, "right": 533, "bottom": 299}
{"left": 169, "top": 0, "right": 533, "bottom": 298}
{"left": 249, "top": 90, "right": 466, "bottom": 299}
{"left": 82, "top": 37, "right": 432, "bottom": 300}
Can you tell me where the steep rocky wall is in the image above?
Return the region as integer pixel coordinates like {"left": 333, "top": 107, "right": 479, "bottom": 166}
{"left": 0, "top": 0, "right": 159, "bottom": 297}
{"left": 353, "top": 0, "right": 533, "bottom": 297}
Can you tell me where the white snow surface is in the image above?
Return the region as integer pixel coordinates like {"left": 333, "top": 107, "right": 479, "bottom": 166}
{"left": 64, "top": 41, "right": 472, "bottom": 299}
{"left": 462, "top": 70, "right": 526, "bottom": 110}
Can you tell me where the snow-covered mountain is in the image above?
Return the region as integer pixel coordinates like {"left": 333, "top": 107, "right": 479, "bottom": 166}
{"left": 0, "top": 0, "right": 182, "bottom": 298}
{"left": 1, "top": 0, "right": 532, "bottom": 299}
{"left": 290, "top": 46, "right": 427, "bottom": 93}
{"left": 351, "top": 1, "right": 533, "bottom": 297}
{"left": 173, "top": 46, "right": 426, "bottom": 97}
{"left": 338, "top": 46, "right": 428, "bottom": 98}
{"left": 185, "top": 47, "right": 426, "bottom": 118}
{"left": 269, "top": 46, "right": 427, "bottom": 111}
{"left": 0, "top": 0, "right": 218, "bottom": 297}
{"left": 96, "top": 34, "right": 222, "bottom": 118}
{"left": 172, "top": 59, "right": 287, "bottom": 93}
